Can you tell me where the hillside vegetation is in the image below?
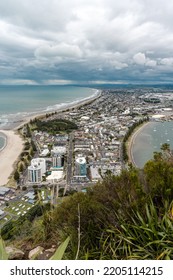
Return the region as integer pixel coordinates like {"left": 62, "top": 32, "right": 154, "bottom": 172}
{"left": 1, "top": 146, "right": 173, "bottom": 260}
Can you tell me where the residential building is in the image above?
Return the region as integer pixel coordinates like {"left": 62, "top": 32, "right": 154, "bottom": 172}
{"left": 28, "top": 164, "right": 42, "bottom": 183}
{"left": 51, "top": 146, "right": 66, "bottom": 168}
{"left": 75, "top": 157, "right": 87, "bottom": 176}
{"left": 28, "top": 157, "right": 46, "bottom": 183}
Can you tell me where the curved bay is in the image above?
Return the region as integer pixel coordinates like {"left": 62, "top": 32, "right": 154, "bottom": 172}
{"left": 131, "top": 121, "right": 173, "bottom": 168}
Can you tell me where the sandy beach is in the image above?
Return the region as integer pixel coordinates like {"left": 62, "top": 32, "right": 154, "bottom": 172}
{"left": 127, "top": 122, "right": 150, "bottom": 167}
{"left": 0, "top": 130, "right": 24, "bottom": 186}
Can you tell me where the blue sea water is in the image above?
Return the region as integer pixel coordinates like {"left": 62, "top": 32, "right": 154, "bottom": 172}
{"left": 0, "top": 85, "right": 97, "bottom": 128}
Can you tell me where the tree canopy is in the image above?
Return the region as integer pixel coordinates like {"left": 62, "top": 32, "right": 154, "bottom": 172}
{"left": 32, "top": 118, "right": 78, "bottom": 134}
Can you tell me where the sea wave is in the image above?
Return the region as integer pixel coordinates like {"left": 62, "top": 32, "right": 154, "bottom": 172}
{"left": 44, "top": 89, "right": 100, "bottom": 112}
{"left": 0, "top": 89, "right": 101, "bottom": 129}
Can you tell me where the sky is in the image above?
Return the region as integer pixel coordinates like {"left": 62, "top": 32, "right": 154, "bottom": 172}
{"left": 0, "top": 0, "right": 173, "bottom": 85}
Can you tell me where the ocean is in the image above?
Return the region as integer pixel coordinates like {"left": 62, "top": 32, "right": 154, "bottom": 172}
{"left": 131, "top": 121, "right": 173, "bottom": 168}
{"left": 0, "top": 85, "right": 97, "bottom": 129}
{"left": 0, "top": 85, "right": 97, "bottom": 149}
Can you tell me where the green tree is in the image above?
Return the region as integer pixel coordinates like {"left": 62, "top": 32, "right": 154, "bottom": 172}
{"left": 161, "top": 143, "right": 170, "bottom": 152}
{"left": 18, "top": 162, "right": 24, "bottom": 173}
{"left": 29, "top": 147, "right": 34, "bottom": 157}
{"left": 13, "top": 170, "right": 20, "bottom": 182}
{"left": 144, "top": 157, "right": 173, "bottom": 206}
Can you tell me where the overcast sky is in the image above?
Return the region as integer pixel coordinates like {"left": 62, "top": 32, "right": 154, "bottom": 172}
{"left": 0, "top": 0, "right": 173, "bottom": 85}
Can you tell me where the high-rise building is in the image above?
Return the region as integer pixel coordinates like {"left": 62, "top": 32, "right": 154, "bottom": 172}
{"left": 28, "top": 158, "right": 46, "bottom": 183}
{"left": 75, "top": 157, "right": 87, "bottom": 176}
{"left": 28, "top": 164, "right": 42, "bottom": 183}
{"left": 31, "top": 158, "right": 46, "bottom": 174}
{"left": 52, "top": 155, "right": 62, "bottom": 168}
{"left": 51, "top": 146, "right": 66, "bottom": 168}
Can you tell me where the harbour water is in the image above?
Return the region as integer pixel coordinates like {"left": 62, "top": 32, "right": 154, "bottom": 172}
{"left": 131, "top": 121, "right": 173, "bottom": 168}
{"left": 0, "top": 85, "right": 97, "bottom": 129}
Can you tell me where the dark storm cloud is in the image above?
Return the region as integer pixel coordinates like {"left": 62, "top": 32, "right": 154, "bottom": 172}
{"left": 0, "top": 0, "right": 173, "bottom": 85}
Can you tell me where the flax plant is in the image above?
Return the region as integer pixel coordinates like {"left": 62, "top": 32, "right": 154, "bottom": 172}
{"left": 94, "top": 200, "right": 173, "bottom": 260}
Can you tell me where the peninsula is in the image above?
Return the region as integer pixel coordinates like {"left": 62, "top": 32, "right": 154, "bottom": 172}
{"left": 1, "top": 87, "right": 173, "bottom": 230}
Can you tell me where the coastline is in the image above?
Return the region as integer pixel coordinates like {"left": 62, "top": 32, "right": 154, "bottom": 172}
{"left": 4, "top": 89, "right": 101, "bottom": 131}
{"left": 127, "top": 122, "right": 150, "bottom": 167}
{"left": 0, "top": 130, "right": 24, "bottom": 186}
{"left": 1, "top": 89, "right": 101, "bottom": 131}
{"left": 0, "top": 89, "right": 101, "bottom": 186}
{"left": 0, "top": 132, "right": 7, "bottom": 152}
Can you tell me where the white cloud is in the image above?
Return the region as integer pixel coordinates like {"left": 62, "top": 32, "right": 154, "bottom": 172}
{"left": 0, "top": 79, "right": 38, "bottom": 85}
{"left": 42, "top": 79, "right": 74, "bottom": 85}
{"left": 90, "top": 80, "right": 128, "bottom": 85}
{"left": 110, "top": 61, "right": 128, "bottom": 70}
{"left": 145, "top": 59, "right": 157, "bottom": 67}
{"left": 133, "top": 53, "right": 146, "bottom": 65}
{"left": 133, "top": 52, "right": 157, "bottom": 67}
{"left": 160, "top": 58, "right": 173, "bottom": 66}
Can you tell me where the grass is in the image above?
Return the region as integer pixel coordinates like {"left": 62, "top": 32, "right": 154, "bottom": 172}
{"left": 4, "top": 200, "right": 33, "bottom": 216}
{"left": 0, "top": 200, "right": 35, "bottom": 228}
{"left": 6, "top": 177, "right": 17, "bottom": 188}
{"left": 0, "top": 237, "right": 8, "bottom": 260}
{"left": 0, "top": 214, "right": 12, "bottom": 227}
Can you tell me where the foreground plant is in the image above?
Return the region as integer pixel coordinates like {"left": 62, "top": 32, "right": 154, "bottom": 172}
{"left": 95, "top": 200, "right": 173, "bottom": 260}
{"left": 50, "top": 236, "right": 70, "bottom": 260}
{"left": 0, "top": 237, "right": 8, "bottom": 260}
{"left": 0, "top": 235, "right": 70, "bottom": 260}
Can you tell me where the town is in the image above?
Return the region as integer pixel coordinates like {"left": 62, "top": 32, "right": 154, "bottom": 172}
{"left": 1, "top": 88, "right": 173, "bottom": 228}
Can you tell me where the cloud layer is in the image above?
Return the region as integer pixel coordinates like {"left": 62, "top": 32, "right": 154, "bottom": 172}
{"left": 0, "top": 0, "right": 173, "bottom": 85}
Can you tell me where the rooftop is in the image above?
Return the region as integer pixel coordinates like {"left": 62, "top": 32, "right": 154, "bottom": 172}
{"left": 46, "top": 170, "right": 63, "bottom": 182}
{"left": 0, "top": 187, "right": 10, "bottom": 196}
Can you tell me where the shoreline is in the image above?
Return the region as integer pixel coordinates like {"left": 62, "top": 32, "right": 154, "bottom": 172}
{"left": 0, "top": 132, "right": 7, "bottom": 152}
{"left": 127, "top": 122, "right": 150, "bottom": 167}
{"left": 15, "top": 89, "right": 101, "bottom": 130}
{"left": 1, "top": 89, "right": 101, "bottom": 131}
{"left": 0, "top": 89, "right": 102, "bottom": 186}
{"left": 0, "top": 130, "right": 24, "bottom": 186}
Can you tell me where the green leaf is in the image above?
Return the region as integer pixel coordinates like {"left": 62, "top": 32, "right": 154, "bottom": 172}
{"left": 50, "top": 236, "right": 70, "bottom": 260}
{"left": 0, "top": 237, "right": 8, "bottom": 260}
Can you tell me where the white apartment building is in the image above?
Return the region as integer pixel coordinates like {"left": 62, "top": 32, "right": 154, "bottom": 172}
{"left": 28, "top": 164, "right": 42, "bottom": 183}
{"left": 28, "top": 158, "right": 46, "bottom": 183}
{"left": 31, "top": 158, "right": 46, "bottom": 174}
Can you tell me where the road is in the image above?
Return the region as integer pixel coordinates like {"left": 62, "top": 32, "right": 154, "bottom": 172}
{"left": 66, "top": 132, "right": 74, "bottom": 188}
